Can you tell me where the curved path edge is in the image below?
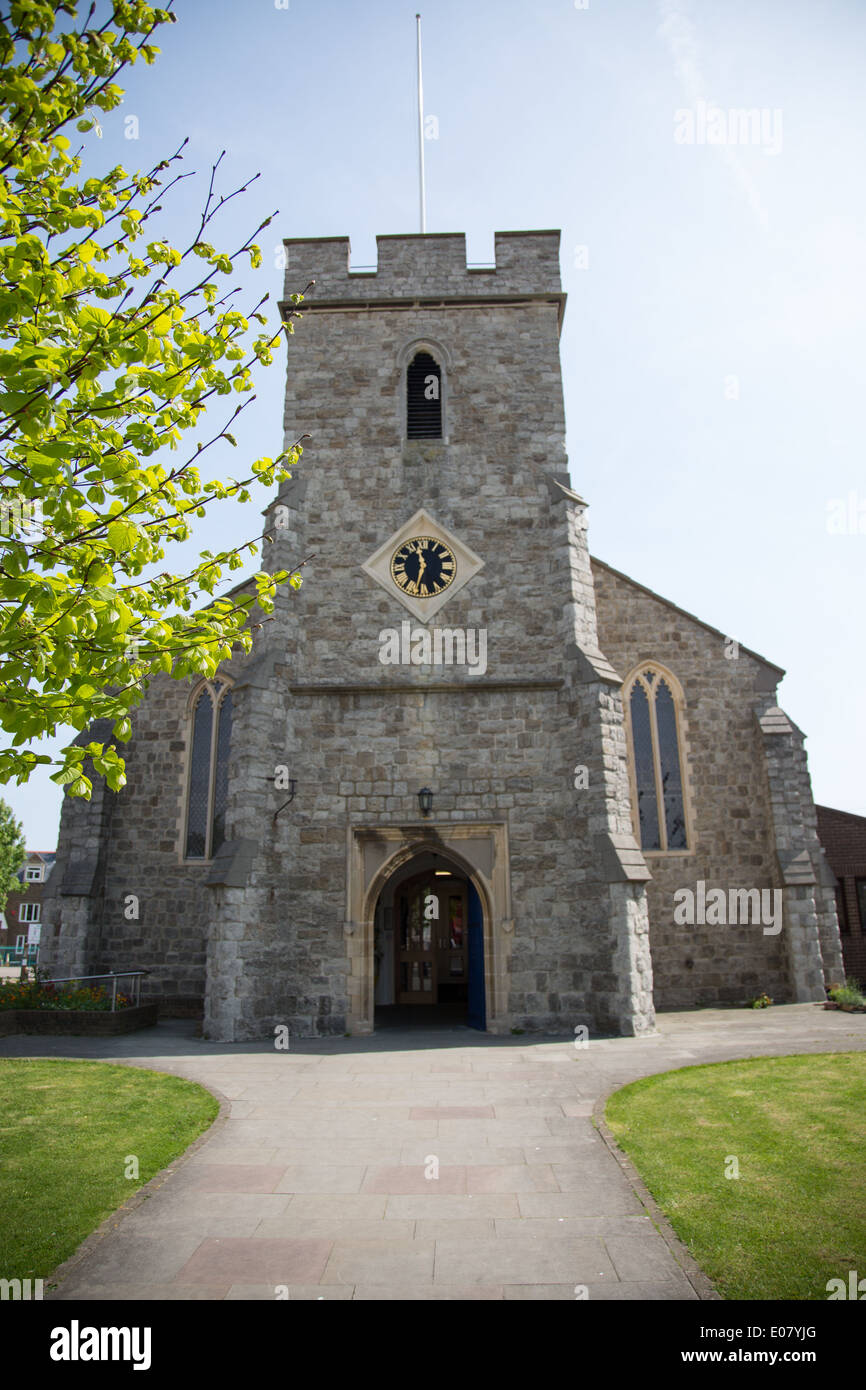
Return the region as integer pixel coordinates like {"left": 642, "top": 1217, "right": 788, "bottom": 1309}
{"left": 43, "top": 1062, "right": 233, "bottom": 1296}
{"left": 592, "top": 1089, "right": 720, "bottom": 1301}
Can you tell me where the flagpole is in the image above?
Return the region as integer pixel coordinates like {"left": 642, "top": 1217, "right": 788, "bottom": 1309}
{"left": 416, "top": 13, "right": 426, "bottom": 233}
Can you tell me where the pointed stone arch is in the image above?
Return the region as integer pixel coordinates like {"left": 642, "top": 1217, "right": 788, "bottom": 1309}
{"left": 344, "top": 822, "right": 512, "bottom": 1034}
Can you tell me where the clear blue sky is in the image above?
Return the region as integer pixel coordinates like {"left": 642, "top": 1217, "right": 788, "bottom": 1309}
{"left": 9, "top": 0, "right": 865, "bottom": 847}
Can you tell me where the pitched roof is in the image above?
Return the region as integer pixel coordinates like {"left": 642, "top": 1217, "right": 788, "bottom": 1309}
{"left": 591, "top": 556, "right": 785, "bottom": 680}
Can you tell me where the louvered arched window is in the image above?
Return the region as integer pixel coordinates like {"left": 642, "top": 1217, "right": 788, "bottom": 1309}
{"left": 624, "top": 666, "right": 689, "bottom": 852}
{"left": 184, "top": 679, "right": 233, "bottom": 859}
{"left": 406, "top": 350, "right": 442, "bottom": 438}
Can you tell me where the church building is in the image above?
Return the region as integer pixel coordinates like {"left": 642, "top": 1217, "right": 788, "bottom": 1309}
{"left": 40, "top": 230, "right": 844, "bottom": 1041}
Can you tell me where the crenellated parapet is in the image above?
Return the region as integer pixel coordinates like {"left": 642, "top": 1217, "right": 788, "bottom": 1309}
{"left": 280, "top": 230, "right": 565, "bottom": 317}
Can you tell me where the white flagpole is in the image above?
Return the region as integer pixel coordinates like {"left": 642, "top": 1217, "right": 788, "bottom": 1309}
{"left": 416, "top": 13, "right": 426, "bottom": 233}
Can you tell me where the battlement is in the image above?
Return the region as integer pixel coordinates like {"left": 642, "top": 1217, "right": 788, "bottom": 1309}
{"left": 281, "top": 230, "right": 563, "bottom": 309}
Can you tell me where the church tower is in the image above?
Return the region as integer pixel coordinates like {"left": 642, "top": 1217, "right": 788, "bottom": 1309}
{"left": 201, "top": 231, "right": 656, "bottom": 1040}
{"left": 38, "top": 228, "right": 841, "bottom": 1038}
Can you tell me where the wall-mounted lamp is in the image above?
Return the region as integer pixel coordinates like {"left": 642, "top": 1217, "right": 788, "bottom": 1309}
{"left": 418, "top": 787, "right": 434, "bottom": 817}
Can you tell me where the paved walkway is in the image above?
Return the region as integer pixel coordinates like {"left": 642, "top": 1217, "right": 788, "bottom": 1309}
{"left": 3, "top": 1003, "right": 864, "bottom": 1300}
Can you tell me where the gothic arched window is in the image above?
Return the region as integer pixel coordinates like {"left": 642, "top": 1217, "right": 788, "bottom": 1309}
{"left": 406, "top": 350, "right": 442, "bottom": 438}
{"left": 184, "top": 679, "right": 233, "bottom": 859}
{"left": 624, "top": 666, "right": 689, "bottom": 852}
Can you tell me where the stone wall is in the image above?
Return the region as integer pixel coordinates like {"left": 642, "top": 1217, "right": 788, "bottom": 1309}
{"left": 198, "top": 230, "right": 653, "bottom": 1041}
{"left": 0, "top": 1004, "right": 158, "bottom": 1036}
{"left": 592, "top": 559, "right": 795, "bottom": 1007}
{"left": 39, "top": 719, "right": 117, "bottom": 981}
{"left": 39, "top": 671, "right": 248, "bottom": 1014}
{"left": 282, "top": 231, "right": 565, "bottom": 303}
{"left": 757, "top": 704, "right": 844, "bottom": 997}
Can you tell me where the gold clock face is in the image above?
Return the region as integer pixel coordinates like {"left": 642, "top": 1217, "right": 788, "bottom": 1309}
{"left": 390, "top": 536, "right": 456, "bottom": 599}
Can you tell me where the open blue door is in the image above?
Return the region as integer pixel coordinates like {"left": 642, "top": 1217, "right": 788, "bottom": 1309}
{"left": 467, "top": 880, "right": 486, "bottom": 1031}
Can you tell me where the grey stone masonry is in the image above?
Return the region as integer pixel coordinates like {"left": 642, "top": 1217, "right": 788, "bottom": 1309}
{"left": 193, "top": 228, "right": 655, "bottom": 1041}
{"left": 757, "top": 700, "right": 845, "bottom": 998}
{"left": 40, "top": 720, "right": 117, "bottom": 981}
{"left": 592, "top": 559, "right": 843, "bottom": 1008}
{"left": 281, "top": 232, "right": 566, "bottom": 304}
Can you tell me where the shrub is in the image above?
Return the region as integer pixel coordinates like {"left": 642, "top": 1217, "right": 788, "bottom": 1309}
{"left": 828, "top": 980, "right": 866, "bottom": 1008}
{"left": 746, "top": 993, "right": 773, "bottom": 1009}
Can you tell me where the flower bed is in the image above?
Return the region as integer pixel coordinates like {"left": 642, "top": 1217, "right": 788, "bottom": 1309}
{"left": 0, "top": 978, "right": 133, "bottom": 1013}
{"left": 0, "top": 977, "right": 157, "bottom": 1034}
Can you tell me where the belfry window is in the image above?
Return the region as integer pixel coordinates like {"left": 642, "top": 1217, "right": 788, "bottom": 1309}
{"left": 184, "top": 679, "right": 233, "bottom": 859}
{"left": 625, "top": 667, "right": 689, "bottom": 852}
{"left": 406, "top": 351, "right": 442, "bottom": 438}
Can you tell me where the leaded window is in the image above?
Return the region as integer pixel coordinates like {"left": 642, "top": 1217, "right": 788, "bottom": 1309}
{"left": 625, "top": 667, "right": 689, "bottom": 852}
{"left": 406, "top": 351, "right": 442, "bottom": 438}
{"left": 184, "top": 679, "right": 233, "bottom": 859}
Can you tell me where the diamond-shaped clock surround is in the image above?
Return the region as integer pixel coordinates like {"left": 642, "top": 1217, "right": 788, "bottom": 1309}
{"left": 361, "top": 508, "right": 484, "bottom": 622}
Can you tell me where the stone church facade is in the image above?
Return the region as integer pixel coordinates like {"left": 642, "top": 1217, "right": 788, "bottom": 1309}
{"left": 39, "top": 231, "right": 844, "bottom": 1041}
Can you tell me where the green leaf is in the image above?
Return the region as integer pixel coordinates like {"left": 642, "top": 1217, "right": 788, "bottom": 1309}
{"left": 0, "top": 0, "right": 300, "bottom": 794}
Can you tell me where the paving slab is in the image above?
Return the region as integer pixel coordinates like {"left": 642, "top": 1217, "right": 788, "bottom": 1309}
{"left": 433, "top": 1237, "right": 618, "bottom": 1285}
{"left": 51, "top": 1234, "right": 205, "bottom": 1292}
{"left": 226, "top": 1284, "right": 353, "bottom": 1300}
{"left": 493, "top": 1215, "right": 655, "bottom": 1238}
{"left": 362, "top": 1164, "right": 468, "bottom": 1194}
{"left": 579, "top": 1279, "right": 700, "bottom": 1301}
{"left": 283, "top": 1194, "right": 387, "bottom": 1220}
{"left": 413, "top": 1219, "right": 497, "bottom": 1241}
{"left": 273, "top": 1165, "right": 367, "bottom": 1193}
{"left": 3, "top": 1002, "right": 859, "bottom": 1301}
{"left": 605, "top": 1232, "right": 690, "bottom": 1281}
{"left": 352, "top": 1284, "right": 504, "bottom": 1300}
{"left": 50, "top": 1283, "right": 231, "bottom": 1301}
{"left": 398, "top": 1142, "right": 526, "bottom": 1165}
{"left": 384, "top": 1194, "right": 522, "bottom": 1220}
{"left": 517, "top": 1188, "right": 644, "bottom": 1218}
{"left": 253, "top": 1218, "right": 416, "bottom": 1243}
{"left": 176, "top": 1237, "right": 332, "bottom": 1286}
{"left": 189, "top": 1165, "right": 287, "bottom": 1193}
{"left": 321, "top": 1239, "right": 435, "bottom": 1286}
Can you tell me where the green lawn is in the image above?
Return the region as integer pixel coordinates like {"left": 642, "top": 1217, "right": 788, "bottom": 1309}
{"left": 605, "top": 1051, "right": 866, "bottom": 1300}
{"left": 0, "top": 1058, "right": 218, "bottom": 1282}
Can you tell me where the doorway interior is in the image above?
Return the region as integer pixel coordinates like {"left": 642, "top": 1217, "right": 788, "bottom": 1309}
{"left": 373, "top": 852, "right": 486, "bottom": 1030}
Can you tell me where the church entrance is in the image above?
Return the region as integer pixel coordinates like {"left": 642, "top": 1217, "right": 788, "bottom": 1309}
{"left": 373, "top": 854, "right": 486, "bottom": 1030}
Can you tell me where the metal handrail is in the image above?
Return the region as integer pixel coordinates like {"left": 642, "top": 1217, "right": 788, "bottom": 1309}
{"left": 37, "top": 971, "right": 148, "bottom": 984}
{"left": 34, "top": 969, "right": 150, "bottom": 1011}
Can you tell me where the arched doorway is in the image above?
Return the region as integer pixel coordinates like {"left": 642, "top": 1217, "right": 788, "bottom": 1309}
{"left": 373, "top": 851, "right": 486, "bottom": 1030}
